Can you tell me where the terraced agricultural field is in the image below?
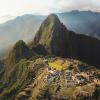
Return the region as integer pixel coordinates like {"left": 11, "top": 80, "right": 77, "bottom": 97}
{"left": 48, "top": 59, "right": 70, "bottom": 71}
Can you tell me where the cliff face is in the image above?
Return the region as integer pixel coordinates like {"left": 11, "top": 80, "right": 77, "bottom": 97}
{"left": 76, "top": 34, "right": 100, "bottom": 67}
{"left": 32, "top": 14, "right": 100, "bottom": 68}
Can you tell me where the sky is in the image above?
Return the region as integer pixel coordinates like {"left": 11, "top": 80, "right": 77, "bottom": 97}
{"left": 0, "top": 0, "right": 100, "bottom": 23}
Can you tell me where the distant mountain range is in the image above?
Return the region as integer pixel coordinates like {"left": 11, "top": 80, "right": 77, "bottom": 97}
{"left": 0, "top": 10, "right": 100, "bottom": 59}
{"left": 4, "top": 40, "right": 35, "bottom": 72}
{"left": 58, "top": 10, "right": 100, "bottom": 38}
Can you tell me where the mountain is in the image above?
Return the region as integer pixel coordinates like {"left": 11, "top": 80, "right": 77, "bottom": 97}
{"left": 32, "top": 14, "right": 77, "bottom": 57}
{"left": 32, "top": 14, "right": 70, "bottom": 56}
{"left": 1, "top": 11, "right": 100, "bottom": 59}
{"left": 4, "top": 40, "right": 35, "bottom": 72}
{"left": 0, "top": 14, "right": 100, "bottom": 100}
{"left": 32, "top": 14, "right": 100, "bottom": 68}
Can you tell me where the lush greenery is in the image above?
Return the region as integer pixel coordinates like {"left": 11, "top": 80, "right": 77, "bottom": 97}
{"left": 0, "top": 59, "right": 34, "bottom": 100}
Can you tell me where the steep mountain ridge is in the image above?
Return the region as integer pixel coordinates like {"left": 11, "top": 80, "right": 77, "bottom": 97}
{"left": 32, "top": 14, "right": 74, "bottom": 57}
{"left": 32, "top": 14, "right": 100, "bottom": 67}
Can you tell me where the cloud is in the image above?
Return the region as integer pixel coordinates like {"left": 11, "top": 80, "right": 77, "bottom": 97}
{"left": 0, "top": 0, "right": 100, "bottom": 23}
{"left": 53, "top": 0, "right": 100, "bottom": 12}
{"left": 0, "top": 15, "right": 14, "bottom": 23}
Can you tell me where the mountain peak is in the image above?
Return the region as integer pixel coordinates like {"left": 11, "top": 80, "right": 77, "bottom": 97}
{"left": 43, "top": 14, "right": 61, "bottom": 26}
{"left": 14, "top": 40, "right": 26, "bottom": 48}
{"left": 47, "top": 14, "right": 59, "bottom": 20}
{"left": 32, "top": 13, "right": 69, "bottom": 56}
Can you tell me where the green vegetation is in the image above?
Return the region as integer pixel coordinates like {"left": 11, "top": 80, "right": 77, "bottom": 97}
{"left": 0, "top": 56, "right": 47, "bottom": 100}
{"left": 0, "top": 59, "right": 34, "bottom": 100}
{"left": 61, "top": 87, "right": 76, "bottom": 96}
{"left": 49, "top": 62, "right": 63, "bottom": 71}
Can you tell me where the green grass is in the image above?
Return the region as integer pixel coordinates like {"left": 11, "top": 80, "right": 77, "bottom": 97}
{"left": 48, "top": 62, "right": 63, "bottom": 71}
{"left": 61, "top": 87, "right": 76, "bottom": 96}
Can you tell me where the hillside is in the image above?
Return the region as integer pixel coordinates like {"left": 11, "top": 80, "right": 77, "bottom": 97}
{"left": 0, "top": 59, "right": 38, "bottom": 100}
{"left": 0, "top": 57, "right": 100, "bottom": 100}
{"left": 16, "top": 58, "right": 99, "bottom": 100}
